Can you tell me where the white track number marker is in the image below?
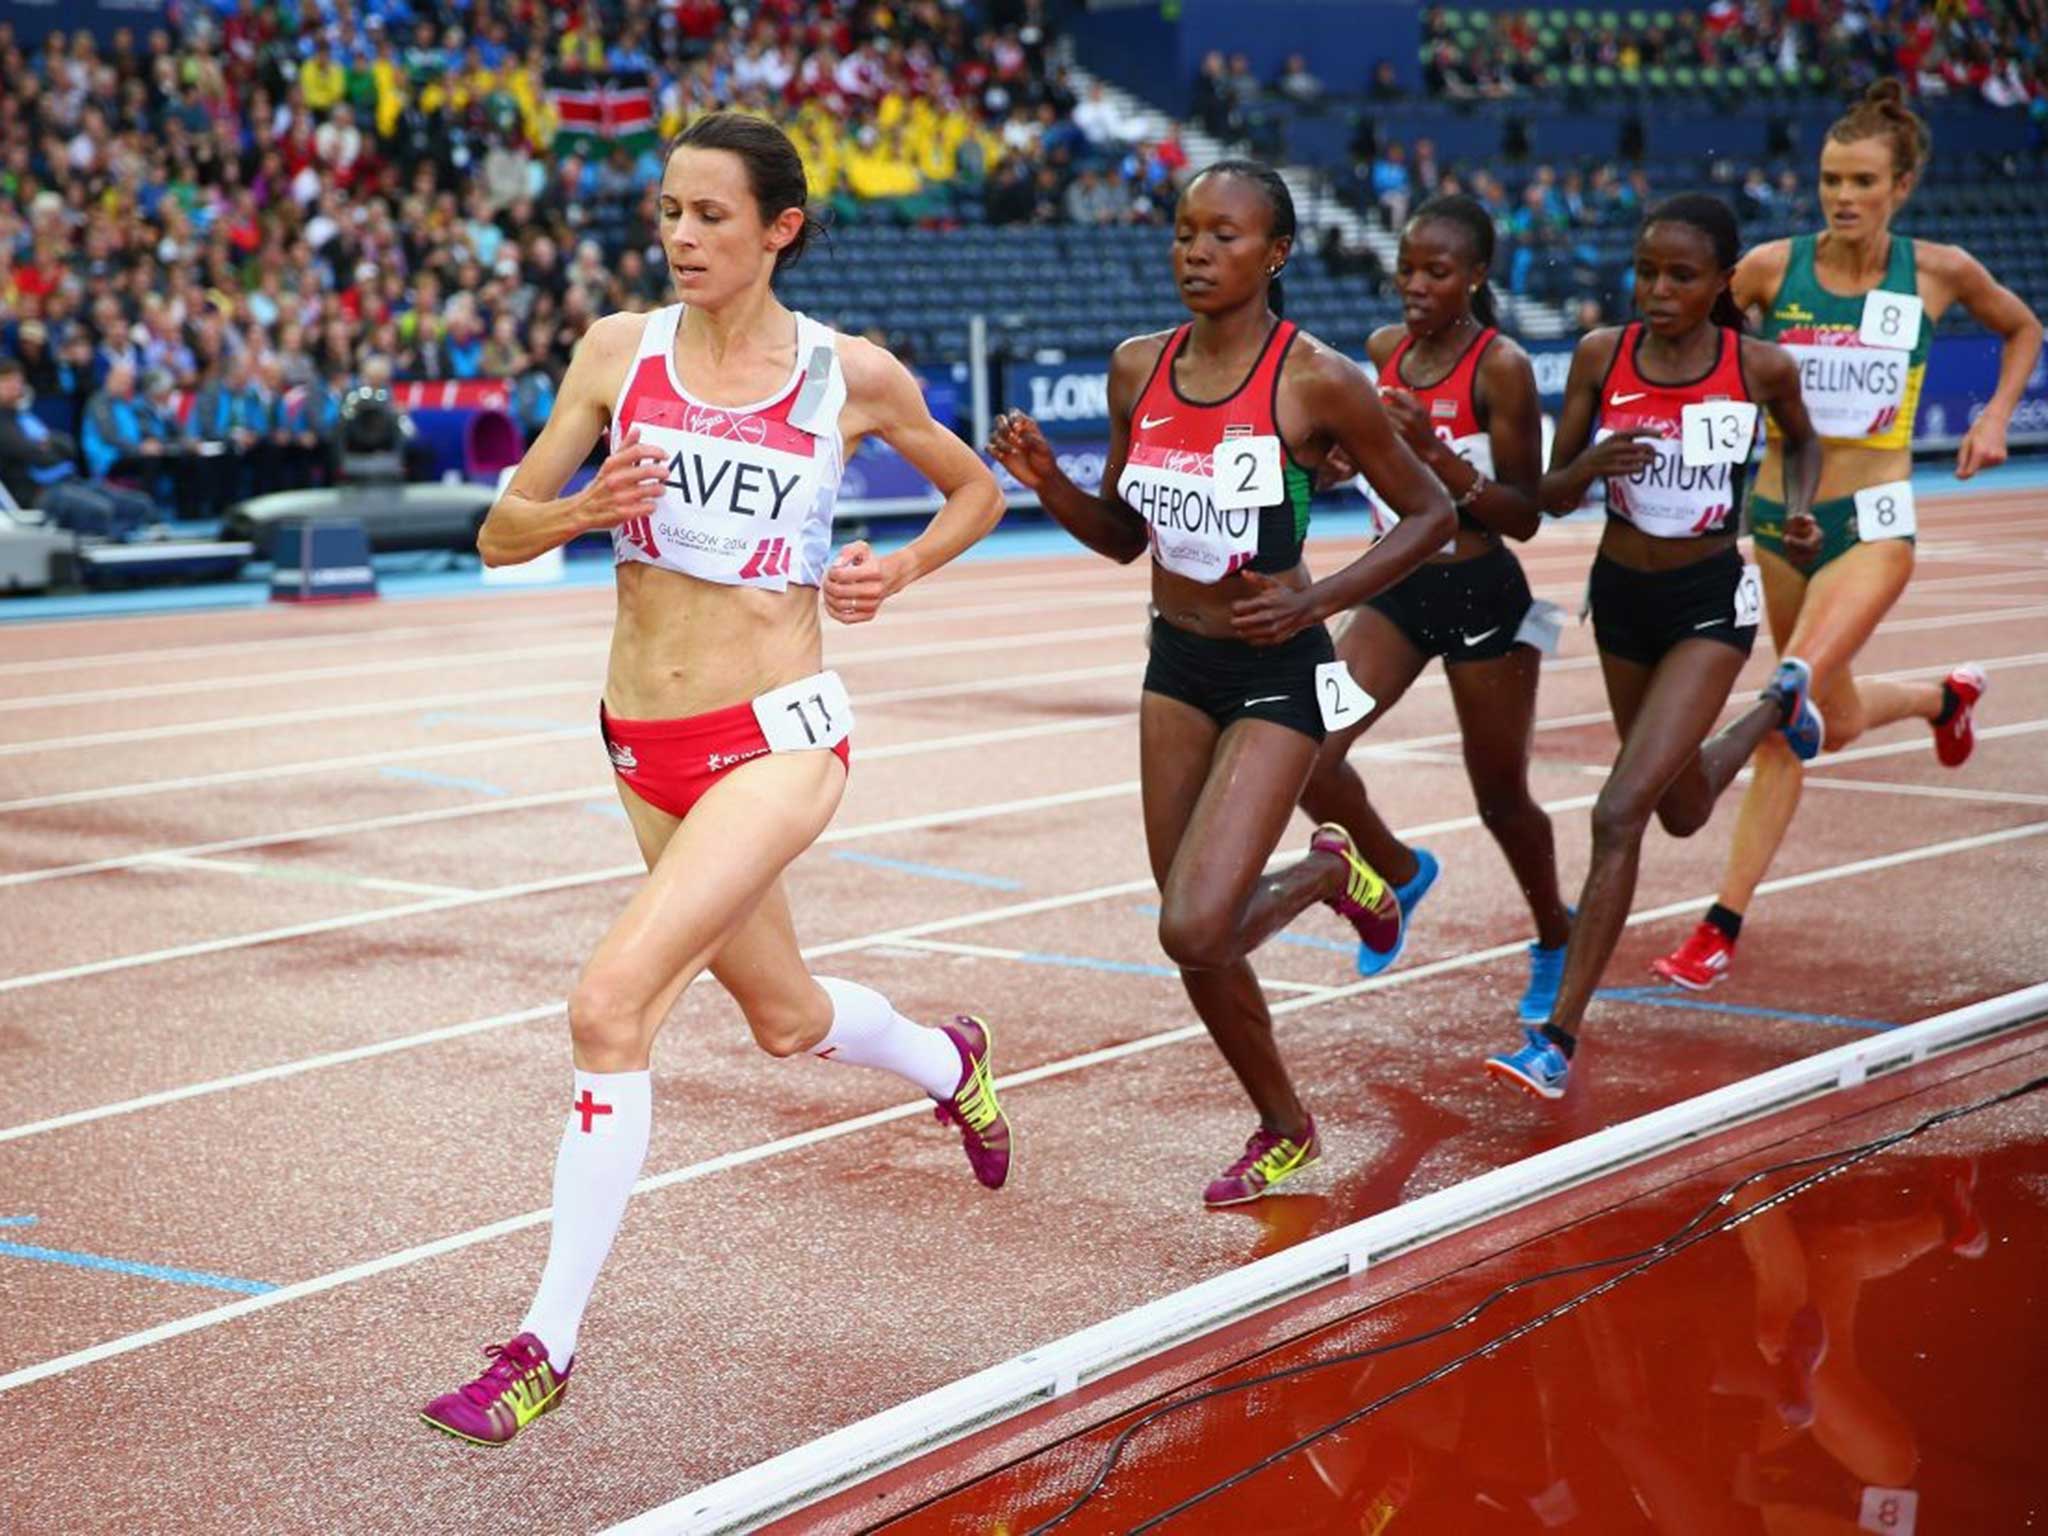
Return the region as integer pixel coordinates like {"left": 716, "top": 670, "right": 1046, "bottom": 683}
{"left": 1214, "top": 435, "right": 1282, "bottom": 511}
{"left": 1854, "top": 480, "right": 1917, "bottom": 543}
{"left": 1859, "top": 290, "right": 1922, "bottom": 351}
{"left": 1733, "top": 562, "right": 1763, "bottom": 627}
{"left": 754, "top": 670, "right": 854, "bottom": 754}
{"left": 1315, "top": 661, "right": 1375, "bottom": 732}
{"left": 1680, "top": 400, "right": 1759, "bottom": 467}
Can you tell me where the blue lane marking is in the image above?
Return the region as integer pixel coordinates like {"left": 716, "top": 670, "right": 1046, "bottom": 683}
{"left": 1133, "top": 902, "right": 1353, "bottom": 955}
{"left": 377, "top": 766, "right": 508, "bottom": 796}
{"left": 0, "top": 1216, "right": 37, "bottom": 1227}
{"left": 0, "top": 1239, "right": 278, "bottom": 1295}
{"left": 830, "top": 851, "right": 1023, "bottom": 890}
{"left": 420, "top": 711, "right": 584, "bottom": 733}
{"left": 1019, "top": 950, "right": 1180, "bottom": 979}
{"left": 1597, "top": 985, "right": 1892, "bottom": 1032}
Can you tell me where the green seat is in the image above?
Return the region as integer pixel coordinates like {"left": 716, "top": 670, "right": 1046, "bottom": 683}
{"left": 1645, "top": 65, "right": 1671, "bottom": 89}
{"left": 1594, "top": 64, "right": 1619, "bottom": 89}
{"left": 1673, "top": 63, "right": 1699, "bottom": 89}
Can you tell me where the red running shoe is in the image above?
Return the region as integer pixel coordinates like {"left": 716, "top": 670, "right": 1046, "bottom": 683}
{"left": 1933, "top": 664, "right": 1987, "bottom": 768}
{"left": 420, "top": 1332, "right": 570, "bottom": 1446}
{"left": 1651, "top": 921, "right": 1735, "bottom": 991}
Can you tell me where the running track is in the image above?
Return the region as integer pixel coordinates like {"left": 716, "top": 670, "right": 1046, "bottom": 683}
{"left": 2, "top": 490, "right": 2045, "bottom": 1532}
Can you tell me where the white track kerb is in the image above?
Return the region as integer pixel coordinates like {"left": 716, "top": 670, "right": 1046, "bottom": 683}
{"left": 605, "top": 982, "right": 2048, "bottom": 1536}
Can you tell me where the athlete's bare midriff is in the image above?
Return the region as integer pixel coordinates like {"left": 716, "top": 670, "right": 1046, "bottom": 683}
{"left": 606, "top": 562, "right": 824, "bottom": 719}
{"left": 1755, "top": 437, "right": 1910, "bottom": 505}
{"left": 1149, "top": 559, "right": 1313, "bottom": 639}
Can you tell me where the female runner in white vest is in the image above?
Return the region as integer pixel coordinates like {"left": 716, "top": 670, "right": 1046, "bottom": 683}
{"left": 419, "top": 113, "right": 1007, "bottom": 1447}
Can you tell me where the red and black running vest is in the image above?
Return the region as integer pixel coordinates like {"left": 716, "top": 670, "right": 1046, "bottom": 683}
{"left": 1595, "top": 322, "right": 1754, "bottom": 539}
{"left": 1117, "top": 320, "right": 1315, "bottom": 582}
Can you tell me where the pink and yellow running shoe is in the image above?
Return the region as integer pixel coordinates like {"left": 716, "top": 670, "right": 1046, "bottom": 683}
{"left": 935, "top": 1015, "right": 1011, "bottom": 1189}
{"left": 420, "top": 1332, "right": 571, "bottom": 1447}
{"left": 1204, "top": 1118, "right": 1322, "bottom": 1207}
{"left": 1310, "top": 823, "right": 1402, "bottom": 969}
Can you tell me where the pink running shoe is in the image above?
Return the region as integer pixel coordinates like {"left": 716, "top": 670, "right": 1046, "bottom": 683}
{"left": 1309, "top": 823, "right": 1401, "bottom": 966}
{"left": 420, "top": 1332, "right": 570, "bottom": 1446}
{"left": 1933, "top": 664, "right": 1987, "bottom": 768}
{"left": 1204, "top": 1119, "right": 1321, "bottom": 1208}
{"left": 934, "top": 1015, "right": 1011, "bottom": 1189}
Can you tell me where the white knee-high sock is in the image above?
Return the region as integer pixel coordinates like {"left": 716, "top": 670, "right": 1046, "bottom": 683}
{"left": 810, "top": 977, "right": 962, "bottom": 1099}
{"left": 519, "top": 1068, "right": 652, "bottom": 1372}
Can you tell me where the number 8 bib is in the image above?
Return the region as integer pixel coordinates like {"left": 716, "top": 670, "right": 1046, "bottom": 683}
{"left": 1853, "top": 480, "right": 1917, "bottom": 543}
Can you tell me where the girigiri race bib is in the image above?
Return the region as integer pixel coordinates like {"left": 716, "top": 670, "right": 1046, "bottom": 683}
{"left": 1598, "top": 427, "right": 1738, "bottom": 538}
{"left": 753, "top": 669, "right": 853, "bottom": 753}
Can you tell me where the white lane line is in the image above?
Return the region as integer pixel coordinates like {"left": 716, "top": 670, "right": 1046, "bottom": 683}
{"left": 2, "top": 813, "right": 2037, "bottom": 1397}
{"left": 889, "top": 935, "right": 1333, "bottom": 995}
{"left": 0, "top": 775, "right": 1154, "bottom": 996}
{"left": 0, "top": 788, "right": 608, "bottom": 888}
{"left": 0, "top": 728, "right": 585, "bottom": 814}
{"left": 0, "top": 613, "right": 603, "bottom": 680}
{"left": 135, "top": 853, "right": 477, "bottom": 899}
{"left": 0, "top": 643, "right": 1150, "bottom": 813}
{"left": 1798, "top": 779, "right": 2048, "bottom": 808}
{"left": 0, "top": 639, "right": 601, "bottom": 714}
{"left": 0, "top": 593, "right": 1151, "bottom": 716}
{"left": 0, "top": 1005, "right": 565, "bottom": 1145}
{"left": 0, "top": 623, "right": 1143, "bottom": 757}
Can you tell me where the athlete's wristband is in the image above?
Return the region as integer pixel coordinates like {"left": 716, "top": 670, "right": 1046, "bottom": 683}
{"left": 1452, "top": 470, "right": 1490, "bottom": 509}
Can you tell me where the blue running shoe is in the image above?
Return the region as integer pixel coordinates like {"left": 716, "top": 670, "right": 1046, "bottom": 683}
{"left": 1354, "top": 847, "right": 1439, "bottom": 979}
{"left": 1485, "top": 1027, "right": 1572, "bottom": 1100}
{"left": 1517, "top": 907, "right": 1574, "bottom": 1024}
{"left": 1518, "top": 942, "right": 1567, "bottom": 1025}
{"left": 1765, "top": 658, "right": 1825, "bottom": 762}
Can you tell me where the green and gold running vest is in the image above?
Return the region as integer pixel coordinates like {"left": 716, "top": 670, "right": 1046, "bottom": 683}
{"left": 1762, "top": 233, "right": 1930, "bottom": 451}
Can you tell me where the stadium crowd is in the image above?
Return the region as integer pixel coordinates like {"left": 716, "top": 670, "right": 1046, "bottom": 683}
{"left": 1420, "top": 0, "right": 2048, "bottom": 107}
{"left": 0, "top": 0, "right": 1188, "bottom": 533}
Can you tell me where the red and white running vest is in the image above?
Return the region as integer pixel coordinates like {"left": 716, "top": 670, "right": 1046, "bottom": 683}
{"left": 1116, "top": 320, "right": 1311, "bottom": 583}
{"left": 608, "top": 305, "right": 846, "bottom": 591}
{"left": 1595, "top": 323, "right": 1754, "bottom": 539}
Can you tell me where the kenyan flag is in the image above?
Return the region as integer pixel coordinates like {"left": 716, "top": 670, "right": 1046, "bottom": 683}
{"left": 548, "top": 74, "right": 658, "bottom": 155}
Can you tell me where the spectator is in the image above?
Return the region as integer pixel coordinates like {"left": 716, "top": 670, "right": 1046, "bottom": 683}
{"left": 1062, "top": 167, "right": 1120, "bottom": 226}
{"left": 1369, "top": 60, "right": 1406, "bottom": 103}
{"left": 81, "top": 361, "right": 160, "bottom": 480}
{"left": 1191, "top": 49, "right": 1236, "bottom": 140}
{"left": 1073, "top": 82, "right": 1141, "bottom": 151}
{"left": 1, "top": 357, "right": 158, "bottom": 537}
{"left": 1276, "top": 53, "right": 1324, "bottom": 105}
{"left": 1372, "top": 141, "right": 1412, "bottom": 229}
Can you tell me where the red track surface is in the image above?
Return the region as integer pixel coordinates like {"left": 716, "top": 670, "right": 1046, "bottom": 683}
{"left": 1, "top": 493, "right": 2044, "bottom": 1533}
